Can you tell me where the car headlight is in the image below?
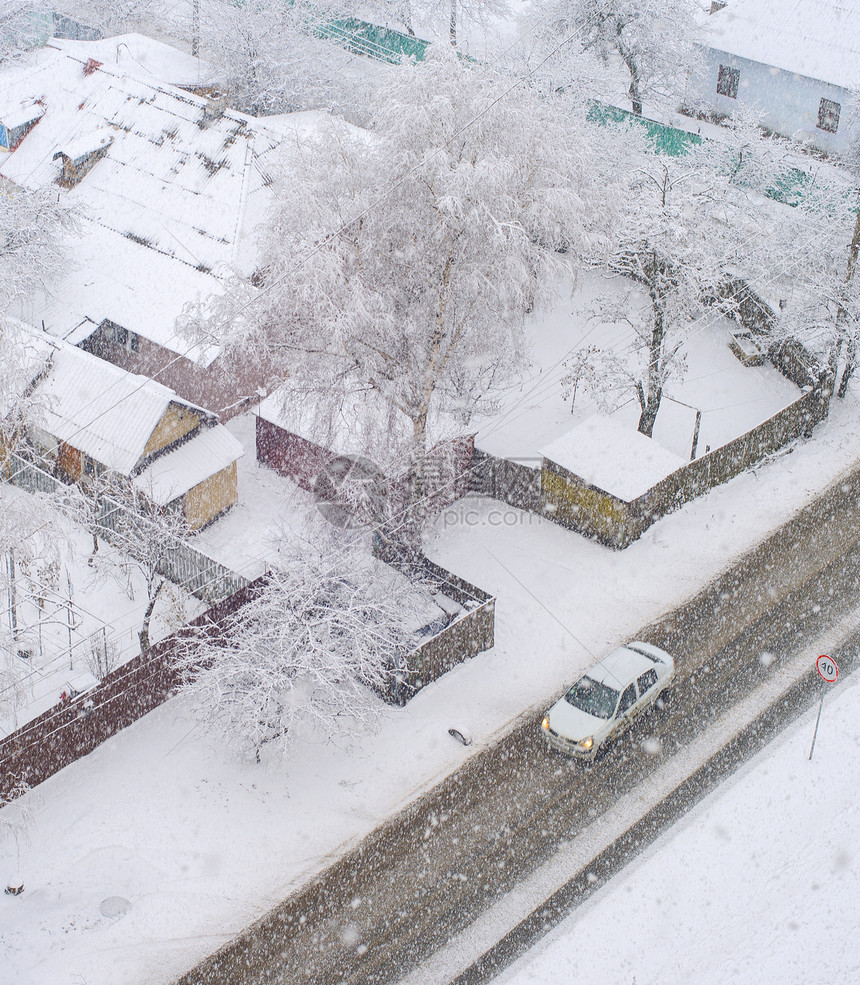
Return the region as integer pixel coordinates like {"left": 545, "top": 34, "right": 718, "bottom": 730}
{"left": 541, "top": 716, "right": 550, "bottom": 731}
{"left": 579, "top": 736, "right": 594, "bottom": 750}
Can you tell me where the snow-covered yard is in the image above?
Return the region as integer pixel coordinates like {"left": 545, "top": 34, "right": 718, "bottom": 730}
{"left": 0, "top": 485, "right": 203, "bottom": 736}
{"left": 475, "top": 270, "right": 799, "bottom": 463}
{"left": 2, "top": 385, "right": 860, "bottom": 985}
{"left": 191, "top": 414, "right": 317, "bottom": 580}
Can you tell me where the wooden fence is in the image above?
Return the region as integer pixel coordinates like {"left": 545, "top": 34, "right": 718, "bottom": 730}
{"left": 468, "top": 449, "right": 541, "bottom": 512}
{"left": 374, "top": 544, "right": 497, "bottom": 705}
{"left": 0, "top": 579, "right": 262, "bottom": 803}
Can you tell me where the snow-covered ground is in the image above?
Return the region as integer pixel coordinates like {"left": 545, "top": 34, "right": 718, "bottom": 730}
{"left": 0, "top": 485, "right": 202, "bottom": 736}
{"left": 192, "top": 414, "right": 317, "bottom": 580}
{"left": 475, "top": 269, "right": 798, "bottom": 462}
{"left": 3, "top": 385, "right": 860, "bottom": 985}
{"left": 498, "top": 672, "right": 860, "bottom": 985}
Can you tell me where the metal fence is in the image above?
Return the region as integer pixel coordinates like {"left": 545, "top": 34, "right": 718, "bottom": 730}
{"left": 2, "top": 451, "right": 248, "bottom": 603}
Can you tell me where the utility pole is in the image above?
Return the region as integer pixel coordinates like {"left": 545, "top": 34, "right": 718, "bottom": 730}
{"left": 192, "top": 0, "right": 200, "bottom": 57}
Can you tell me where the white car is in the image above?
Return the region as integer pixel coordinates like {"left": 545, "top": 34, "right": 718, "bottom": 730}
{"left": 541, "top": 642, "right": 675, "bottom": 759}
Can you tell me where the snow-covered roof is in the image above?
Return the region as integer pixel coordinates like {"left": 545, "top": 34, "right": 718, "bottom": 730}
{"left": 540, "top": 415, "right": 687, "bottom": 503}
{"left": 0, "top": 44, "right": 330, "bottom": 363}
{"left": 1, "top": 100, "right": 44, "bottom": 129}
{"left": 35, "top": 343, "right": 180, "bottom": 475}
{"left": 40, "top": 224, "right": 223, "bottom": 368}
{"left": 49, "top": 33, "right": 216, "bottom": 89}
{"left": 133, "top": 423, "right": 244, "bottom": 505}
{"left": 706, "top": 0, "right": 860, "bottom": 90}
{"left": 53, "top": 128, "right": 113, "bottom": 164}
{"left": 258, "top": 386, "right": 468, "bottom": 470}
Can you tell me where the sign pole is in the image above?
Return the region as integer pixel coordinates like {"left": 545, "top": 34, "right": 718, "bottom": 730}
{"left": 809, "top": 654, "right": 839, "bottom": 761}
{"left": 808, "top": 682, "right": 825, "bottom": 761}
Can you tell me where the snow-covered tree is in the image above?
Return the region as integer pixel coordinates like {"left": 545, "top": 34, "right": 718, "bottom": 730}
{"left": 0, "top": 774, "right": 35, "bottom": 893}
{"left": 0, "top": 186, "right": 77, "bottom": 315}
{"left": 422, "top": 0, "right": 509, "bottom": 48}
{"left": 565, "top": 118, "right": 844, "bottom": 436}
{"left": 176, "top": 535, "right": 414, "bottom": 760}
{"left": 533, "top": 0, "right": 703, "bottom": 115}
{"left": 194, "top": 0, "right": 373, "bottom": 118}
{"left": 92, "top": 486, "right": 193, "bottom": 655}
{"left": 0, "top": 1, "right": 51, "bottom": 62}
{"left": 185, "top": 50, "right": 605, "bottom": 538}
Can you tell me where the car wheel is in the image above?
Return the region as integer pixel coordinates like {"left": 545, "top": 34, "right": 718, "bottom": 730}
{"left": 591, "top": 741, "right": 609, "bottom": 763}
{"left": 655, "top": 689, "right": 671, "bottom": 711}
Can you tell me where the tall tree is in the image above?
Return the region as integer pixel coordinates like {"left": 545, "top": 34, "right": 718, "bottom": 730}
{"left": 0, "top": 187, "right": 76, "bottom": 314}
{"left": 567, "top": 117, "right": 839, "bottom": 437}
{"left": 534, "top": 0, "right": 703, "bottom": 115}
{"left": 176, "top": 536, "right": 415, "bottom": 761}
{"left": 194, "top": 0, "right": 375, "bottom": 119}
{"left": 186, "top": 50, "right": 605, "bottom": 538}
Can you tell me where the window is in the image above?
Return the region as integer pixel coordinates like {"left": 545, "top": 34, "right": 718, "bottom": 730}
{"left": 565, "top": 676, "right": 619, "bottom": 720}
{"left": 617, "top": 683, "right": 637, "bottom": 717}
{"left": 817, "top": 98, "right": 840, "bottom": 133}
{"left": 637, "top": 669, "right": 658, "bottom": 696}
{"left": 717, "top": 65, "right": 740, "bottom": 99}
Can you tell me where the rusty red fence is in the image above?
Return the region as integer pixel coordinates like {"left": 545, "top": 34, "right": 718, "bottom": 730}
{"left": 0, "top": 579, "right": 263, "bottom": 803}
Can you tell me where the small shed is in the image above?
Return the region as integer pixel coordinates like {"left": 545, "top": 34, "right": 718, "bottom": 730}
{"left": 257, "top": 387, "right": 474, "bottom": 513}
{"left": 540, "top": 415, "right": 686, "bottom": 548}
{"left": 52, "top": 130, "right": 113, "bottom": 187}
{"left": 17, "top": 328, "right": 243, "bottom": 529}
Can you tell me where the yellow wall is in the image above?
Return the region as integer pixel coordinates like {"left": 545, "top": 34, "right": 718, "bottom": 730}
{"left": 58, "top": 442, "right": 82, "bottom": 481}
{"left": 182, "top": 461, "right": 238, "bottom": 530}
{"left": 143, "top": 403, "right": 201, "bottom": 459}
{"left": 542, "top": 468, "right": 630, "bottom": 544}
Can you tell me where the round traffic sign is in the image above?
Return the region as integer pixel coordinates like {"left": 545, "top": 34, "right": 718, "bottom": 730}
{"left": 816, "top": 654, "right": 838, "bottom": 683}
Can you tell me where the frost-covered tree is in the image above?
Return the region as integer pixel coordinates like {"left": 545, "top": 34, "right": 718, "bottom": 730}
{"left": 422, "top": 0, "right": 509, "bottom": 48}
{"left": 0, "top": 774, "right": 34, "bottom": 893}
{"left": 0, "top": 0, "right": 51, "bottom": 62}
{"left": 568, "top": 118, "right": 842, "bottom": 436}
{"left": 177, "top": 536, "right": 414, "bottom": 760}
{"left": 0, "top": 187, "right": 77, "bottom": 314}
{"left": 186, "top": 50, "right": 604, "bottom": 535}
{"left": 194, "top": 0, "right": 371, "bottom": 118}
{"left": 92, "top": 486, "right": 193, "bottom": 655}
{"left": 534, "top": 0, "right": 703, "bottom": 115}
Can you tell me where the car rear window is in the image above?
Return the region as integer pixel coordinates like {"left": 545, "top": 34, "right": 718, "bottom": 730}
{"left": 565, "top": 676, "right": 620, "bottom": 719}
{"left": 626, "top": 645, "right": 662, "bottom": 664}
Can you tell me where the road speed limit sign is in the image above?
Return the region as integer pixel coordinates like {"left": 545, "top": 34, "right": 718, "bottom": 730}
{"left": 816, "top": 654, "right": 838, "bottom": 683}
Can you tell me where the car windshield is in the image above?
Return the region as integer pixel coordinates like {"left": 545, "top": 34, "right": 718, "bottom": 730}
{"left": 564, "top": 676, "right": 620, "bottom": 720}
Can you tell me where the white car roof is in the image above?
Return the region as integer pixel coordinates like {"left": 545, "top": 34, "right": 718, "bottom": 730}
{"left": 587, "top": 644, "right": 667, "bottom": 690}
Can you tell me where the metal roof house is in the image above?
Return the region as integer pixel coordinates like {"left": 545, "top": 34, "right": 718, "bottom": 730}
{"left": 687, "top": 0, "right": 860, "bottom": 155}
{"left": 3, "top": 321, "right": 244, "bottom": 531}
{"left": 0, "top": 37, "right": 318, "bottom": 416}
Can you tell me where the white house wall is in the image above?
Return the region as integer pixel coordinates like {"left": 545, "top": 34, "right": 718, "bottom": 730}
{"left": 691, "top": 47, "right": 858, "bottom": 156}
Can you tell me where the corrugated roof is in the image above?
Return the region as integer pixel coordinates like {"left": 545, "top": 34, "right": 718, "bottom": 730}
{"left": 707, "top": 0, "right": 860, "bottom": 90}
{"left": 133, "top": 423, "right": 244, "bottom": 505}
{"left": 0, "top": 44, "right": 315, "bottom": 362}
{"left": 49, "top": 33, "right": 217, "bottom": 89}
{"left": 35, "top": 343, "right": 177, "bottom": 475}
{"left": 1, "top": 101, "right": 44, "bottom": 129}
